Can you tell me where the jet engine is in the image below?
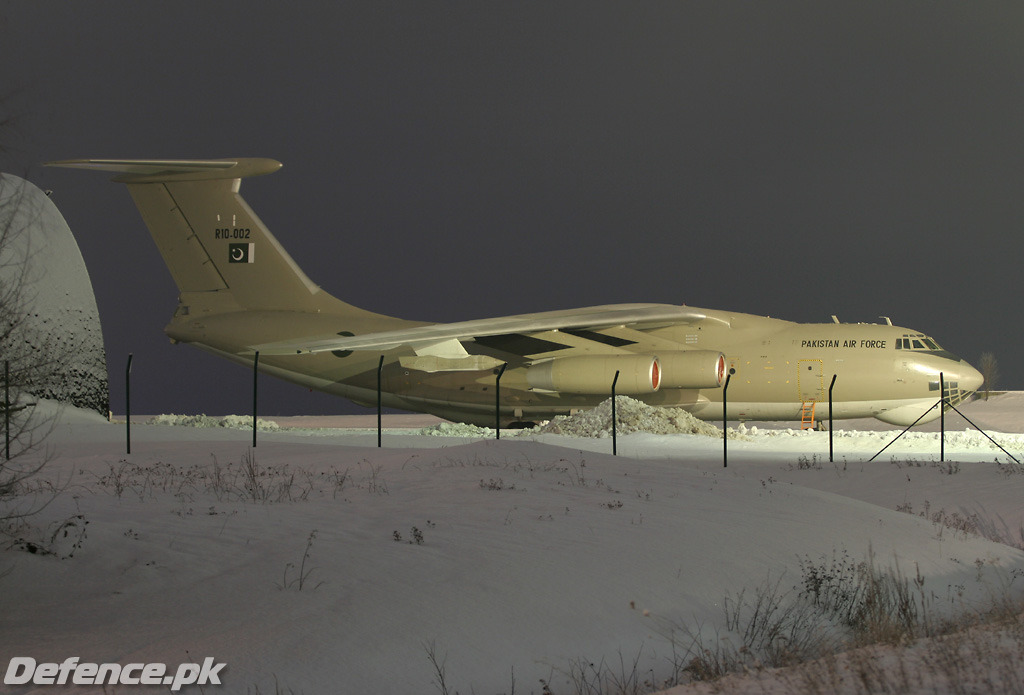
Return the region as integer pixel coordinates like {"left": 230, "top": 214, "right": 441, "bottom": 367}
{"left": 526, "top": 354, "right": 661, "bottom": 395}
{"left": 657, "top": 350, "right": 726, "bottom": 389}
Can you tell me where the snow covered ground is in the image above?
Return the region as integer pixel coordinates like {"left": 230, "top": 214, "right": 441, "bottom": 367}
{"left": 2, "top": 394, "right": 1023, "bottom": 694}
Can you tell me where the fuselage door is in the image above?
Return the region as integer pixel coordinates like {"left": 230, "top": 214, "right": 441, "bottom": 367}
{"left": 798, "top": 359, "right": 824, "bottom": 401}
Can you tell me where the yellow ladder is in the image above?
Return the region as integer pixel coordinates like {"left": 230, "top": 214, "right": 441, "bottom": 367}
{"left": 800, "top": 401, "right": 816, "bottom": 430}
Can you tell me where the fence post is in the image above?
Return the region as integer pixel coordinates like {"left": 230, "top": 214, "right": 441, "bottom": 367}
{"left": 377, "top": 355, "right": 385, "bottom": 448}
{"left": 495, "top": 363, "right": 508, "bottom": 440}
{"left": 723, "top": 373, "right": 731, "bottom": 468}
{"left": 252, "top": 351, "right": 259, "bottom": 448}
{"left": 940, "top": 371, "right": 945, "bottom": 462}
{"left": 125, "top": 354, "right": 133, "bottom": 455}
{"left": 611, "top": 370, "right": 620, "bottom": 456}
{"left": 828, "top": 374, "right": 837, "bottom": 462}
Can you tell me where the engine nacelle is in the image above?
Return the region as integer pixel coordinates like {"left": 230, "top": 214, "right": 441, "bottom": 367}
{"left": 658, "top": 350, "right": 726, "bottom": 389}
{"left": 527, "top": 354, "right": 661, "bottom": 395}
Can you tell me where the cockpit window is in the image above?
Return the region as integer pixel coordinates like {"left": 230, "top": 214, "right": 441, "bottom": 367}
{"left": 895, "top": 334, "right": 944, "bottom": 351}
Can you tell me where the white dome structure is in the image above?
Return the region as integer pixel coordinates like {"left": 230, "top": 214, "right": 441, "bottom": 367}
{"left": 0, "top": 173, "right": 108, "bottom": 414}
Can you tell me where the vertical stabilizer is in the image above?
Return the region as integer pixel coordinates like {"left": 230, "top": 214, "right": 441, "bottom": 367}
{"left": 47, "top": 159, "right": 351, "bottom": 315}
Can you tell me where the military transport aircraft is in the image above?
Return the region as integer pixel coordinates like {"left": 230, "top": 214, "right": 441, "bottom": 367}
{"left": 49, "top": 158, "right": 983, "bottom": 428}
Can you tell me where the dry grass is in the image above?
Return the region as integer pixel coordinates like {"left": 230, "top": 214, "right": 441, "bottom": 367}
{"left": 644, "top": 546, "right": 1024, "bottom": 695}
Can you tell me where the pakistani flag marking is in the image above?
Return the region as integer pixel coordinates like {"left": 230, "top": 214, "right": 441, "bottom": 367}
{"left": 229, "top": 243, "right": 254, "bottom": 263}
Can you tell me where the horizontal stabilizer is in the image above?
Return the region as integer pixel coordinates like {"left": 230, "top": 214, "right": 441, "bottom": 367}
{"left": 47, "top": 158, "right": 282, "bottom": 183}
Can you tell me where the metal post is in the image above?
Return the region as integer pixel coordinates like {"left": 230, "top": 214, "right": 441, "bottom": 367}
{"left": 611, "top": 370, "right": 620, "bottom": 456}
{"left": 723, "top": 373, "right": 731, "bottom": 468}
{"left": 377, "top": 355, "right": 384, "bottom": 448}
{"left": 828, "top": 374, "right": 837, "bottom": 462}
{"left": 939, "top": 371, "right": 945, "bottom": 462}
{"left": 868, "top": 402, "right": 939, "bottom": 462}
{"left": 125, "top": 354, "right": 133, "bottom": 455}
{"left": 4, "top": 359, "right": 9, "bottom": 461}
{"left": 495, "top": 363, "right": 508, "bottom": 440}
{"left": 946, "top": 400, "right": 1020, "bottom": 464}
{"left": 252, "top": 351, "right": 259, "bottom": 448}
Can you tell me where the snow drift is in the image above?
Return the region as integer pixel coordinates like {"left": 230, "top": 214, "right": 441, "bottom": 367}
{"left": 1, "top": 398, "right": 1022, "bottom": 694}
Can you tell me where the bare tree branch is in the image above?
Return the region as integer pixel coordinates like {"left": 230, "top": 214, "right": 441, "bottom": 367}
{"left": 979, "top": 352, "right": 999, "bottom": 401}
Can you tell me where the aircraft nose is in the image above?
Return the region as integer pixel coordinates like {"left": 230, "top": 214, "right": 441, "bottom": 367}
{"left": 958, "top": 360, "right": 984, "bottom": 394}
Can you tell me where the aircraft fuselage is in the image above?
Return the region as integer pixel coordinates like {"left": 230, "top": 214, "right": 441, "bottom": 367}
{"left": 168, "top": 305, "right": 980, "bottom": 428}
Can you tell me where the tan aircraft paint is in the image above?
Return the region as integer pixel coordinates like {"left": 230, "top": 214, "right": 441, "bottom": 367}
{"left": 48, "top": 158, "right": 983, "bottom": 427}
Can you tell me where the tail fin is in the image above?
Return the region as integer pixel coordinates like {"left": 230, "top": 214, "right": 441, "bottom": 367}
{"left": 47, "top": 158, "right": 347, "bottom": 315}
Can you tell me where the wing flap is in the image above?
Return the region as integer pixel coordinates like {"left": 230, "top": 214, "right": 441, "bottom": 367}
{"left": 399, "top": 355, "right": 506, "bottom": 373}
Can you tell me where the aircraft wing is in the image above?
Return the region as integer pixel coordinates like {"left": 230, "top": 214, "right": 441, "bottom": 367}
{"left": 250, "top": 303, "right": 724, "bottom": 356}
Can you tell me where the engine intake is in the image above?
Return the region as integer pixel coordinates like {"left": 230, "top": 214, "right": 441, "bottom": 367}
{"left": 527, "top": 354, "right": 660, "bottom": 395}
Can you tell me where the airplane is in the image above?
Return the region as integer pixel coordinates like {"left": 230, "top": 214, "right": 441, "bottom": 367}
{"left": 48, "top": 158, "right": 983, "bottom": 429}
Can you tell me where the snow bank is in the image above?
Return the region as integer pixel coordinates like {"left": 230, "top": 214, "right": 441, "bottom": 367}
{"left": 146, "top": 413, "right": 281, "bottom": 431}
{"left": 535, "top": 396, "right": 725, "bottom": 437}
{"left": 5, "top": 404, "right": 1024, "bottom": 694}
{"left": 318, "top": 398, "right": 726, "bottom": 439}
{"left": 6, "top": 430, "right": 1022, "bottom": 695}
{"left": 752, "top": 425, "right": 1024, "bottom": 456}
{"left": 417, "top": 421, "right": 496, "bottom": 437}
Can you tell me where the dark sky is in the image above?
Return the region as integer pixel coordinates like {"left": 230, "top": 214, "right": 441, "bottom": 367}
{"left": 3, "top": 2, "right": 1023, "bottom": 415}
